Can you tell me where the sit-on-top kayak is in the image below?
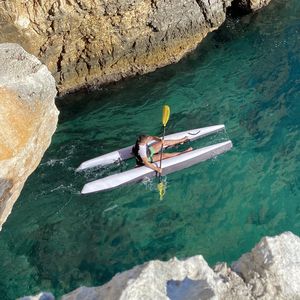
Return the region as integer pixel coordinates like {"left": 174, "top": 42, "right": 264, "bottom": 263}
{"left": 81, "top": 140, "right": 232, "bottom": 194}
{"left": 76, "top": 125, "right": 225, "bottom": 171}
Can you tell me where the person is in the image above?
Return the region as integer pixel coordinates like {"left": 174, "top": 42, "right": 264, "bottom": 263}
{"left": 132, "top": 135, "right": 193, "bottom": 173}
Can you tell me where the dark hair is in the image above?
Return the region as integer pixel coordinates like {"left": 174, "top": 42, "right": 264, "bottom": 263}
{"left": 137, "top": 135, "right": 147, "bottom": 143}
{"left": 132, "top": 135, "right": 147, "bottom": 166}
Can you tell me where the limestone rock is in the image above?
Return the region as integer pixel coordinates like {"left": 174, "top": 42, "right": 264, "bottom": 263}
{"left": 0, "top": 1, "right": 273, "bottom": 94}
{"left": 57, "top": 232, "right": 300, "bottom": 299}
{"left": 62, "top": 255, "right": 250, "bottom": 300}
{"left": 0, "top": 43, "right": 58, "bottom": 230}
{"left": 0, "top": 0, "right": 231, "bottom": 94}
{"left": 232, "top": 231, "right": 300, "bottom": 299}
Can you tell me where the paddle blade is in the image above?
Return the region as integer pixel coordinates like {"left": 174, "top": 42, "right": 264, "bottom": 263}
{"left": 157, "top": 182, "right": 166, "bottom": 201}
{"left": 162, "top": 105, "right": 170, "bottom": 127}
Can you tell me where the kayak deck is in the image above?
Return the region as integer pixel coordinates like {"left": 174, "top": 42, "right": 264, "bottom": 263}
{"left": 76, "top": 125, "right": 225, "bottom": 171}
{"left": 81, "top": 140, "right": 232, "bottom": 194}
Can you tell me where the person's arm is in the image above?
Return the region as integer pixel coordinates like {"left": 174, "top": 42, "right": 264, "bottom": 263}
{"left": 150, "top": 136, "right": 162, "bottom": 142}
{"left": 141, "top": 156, "right": 162, "bottom": 173}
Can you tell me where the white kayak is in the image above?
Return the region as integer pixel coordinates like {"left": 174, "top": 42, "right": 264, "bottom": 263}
{"left": 76, "top": 124, "right": 225, "bottom": 171}
{"left": 81, "top": 140, "right": 232, "bottom": 194}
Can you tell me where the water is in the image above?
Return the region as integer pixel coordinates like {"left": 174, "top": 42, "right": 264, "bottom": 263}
{"left": 1, "top": 0, "right": 299, "bottom": 298}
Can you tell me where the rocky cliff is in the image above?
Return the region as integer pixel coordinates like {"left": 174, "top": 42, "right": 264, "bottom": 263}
{"left": 0, "top": 43, "right": 58, "bottom": 230}
{"left": 21, "top": 232, "right": 300, "bottom": 299}
{"left": 0, "top": 0, "right": 274, "bottom": 230}
{"left": 0, "top": 0, "right": 271, "bottom": 95}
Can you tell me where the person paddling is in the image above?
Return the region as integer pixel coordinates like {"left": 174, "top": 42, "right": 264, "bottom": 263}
{"left": 132, "top": 135, "right": 192, "bottom": 173}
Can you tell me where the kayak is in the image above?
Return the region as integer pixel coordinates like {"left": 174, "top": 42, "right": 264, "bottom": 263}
{"left": 76, "top": 124, "right": 225, "bottom": 171}
{"left": 81, "top": 140, "right": 232, "bottom": 194}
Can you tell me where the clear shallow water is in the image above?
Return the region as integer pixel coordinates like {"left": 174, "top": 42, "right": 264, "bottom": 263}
{"left": 1, "top": 0, "right": 300, "bottom": 298}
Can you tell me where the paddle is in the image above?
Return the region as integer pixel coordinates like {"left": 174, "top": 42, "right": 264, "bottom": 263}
{"left": 157, "top": 105, "right": 170, "bottom": 200}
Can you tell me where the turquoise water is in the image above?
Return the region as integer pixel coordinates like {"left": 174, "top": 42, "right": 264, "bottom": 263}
{"left": 1, "top": 0, "right": 300, "bottom": 298}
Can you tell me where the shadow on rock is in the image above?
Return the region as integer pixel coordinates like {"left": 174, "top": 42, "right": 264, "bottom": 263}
{"left": 167, "top": 277, "right": 215, "bottom": 300}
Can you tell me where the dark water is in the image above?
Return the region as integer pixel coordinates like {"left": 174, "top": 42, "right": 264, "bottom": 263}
{"left": 1, "top": 0, "right": 300, "bottom": 298}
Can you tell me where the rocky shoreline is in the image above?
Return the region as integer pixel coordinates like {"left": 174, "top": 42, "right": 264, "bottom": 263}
{"left": 0, "top": 0, "right": 273, "bottom": 230}
{"left": 1, "top": 1, "right": 297, "bottom": 300}
{"left": 0, "top": 0, "right": 271, "bottom": 95}
{"left": 21, "top": 231, "right": 300, "bottom": 299}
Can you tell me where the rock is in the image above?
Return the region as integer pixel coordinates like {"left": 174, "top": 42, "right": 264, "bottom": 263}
{"left": 250, "top": 0, "right": 272, "bottom": 11}
{"left": 30, "top": 232, "right": 299, "bottom": 299}
{"left": 62, "top": 255, "right": 249, "bottom": 300}
{"left": 231, "top": 0, "right": 272, "bottom": 14}
{"left": 0, "top": 0, "right": 272, "bottom": 95}
{"left": 61, "top": 256, "right": 250, "bottom": 299}
{"left": 0, "top": 43, "right": 58, "bottom": 230}
{"left": 19, "top": 292, "right": 55, "bottom": 300}
{"left": 232, "top": 231, "right": 300, "bottom": 299}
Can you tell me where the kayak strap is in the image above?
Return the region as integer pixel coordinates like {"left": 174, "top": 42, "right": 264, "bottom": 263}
{"left": 187, "top": 130, "right": 201, "bottom": 136}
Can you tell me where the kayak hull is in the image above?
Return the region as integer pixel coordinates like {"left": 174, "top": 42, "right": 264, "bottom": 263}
{"left": 76, "top": 125, "right": 225, "bottom": 171}
{"left": 81, "top": 140, "right": 232, "bottom": 194}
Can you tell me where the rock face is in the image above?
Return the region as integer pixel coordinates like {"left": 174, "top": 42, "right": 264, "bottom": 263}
{"left": 57, "top": 232, "right": 300, "bottom": 300}
{"left": 0, "top": 0, "right": 271, "bottom": 95}
{"left": 232, "top": 231, "right": 300, "bottom": 299}
{"left": 0, "top": 43, "right": 58, "bottom": 230}
{"left": 62, "top": 256, "right": 247, "bottom": 300}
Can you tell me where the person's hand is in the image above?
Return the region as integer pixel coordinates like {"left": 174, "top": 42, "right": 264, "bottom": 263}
{"left": 156, "top": 167, "right": 162, "bottom": 174}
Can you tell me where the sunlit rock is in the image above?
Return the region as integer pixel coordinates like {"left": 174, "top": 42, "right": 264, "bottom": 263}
{"left": 232, "top": 231, "right": 300, "bottom": 299}
{"left": 0, "top": 0, "right": 272, "bottom": 95}
{"left": 61, "top": 232, "right": 300, "bottom": 299}
{"left": 0, "top": 43, "right": 58, "bottom": 230}
{"left": 62, "top": 255, "right": 248, "bottom": 300}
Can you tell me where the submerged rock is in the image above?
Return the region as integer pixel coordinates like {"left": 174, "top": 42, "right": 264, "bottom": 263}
{"left": 231, "top": 0, "right": 272, "bottom": 14}
{"left": 59, "top": 232, "right": 300, "bottom": 300}
{"left": 0, "top": 0, "right": 272, "bottom": 94}
{"left": 0, "top": 43, "right": 58, "bottom": 230}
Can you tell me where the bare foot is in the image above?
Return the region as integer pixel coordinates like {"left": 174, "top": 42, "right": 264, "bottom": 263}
{"left": 183, "top": 147, "right": 193, "bottom": 153}
{"left": 180, "top": 136, "right": 189, "bottom": 144}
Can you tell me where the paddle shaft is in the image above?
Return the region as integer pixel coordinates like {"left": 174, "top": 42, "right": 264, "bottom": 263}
{"left": 158, "top": 126, "right": 166, "bottom": 180}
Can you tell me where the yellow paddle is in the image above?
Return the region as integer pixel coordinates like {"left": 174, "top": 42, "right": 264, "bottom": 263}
{"left": 157, "top": 105, "right": 170, "bottom": 200}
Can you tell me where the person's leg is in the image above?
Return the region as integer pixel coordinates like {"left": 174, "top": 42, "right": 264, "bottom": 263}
{"left": 151, "top": 147, "right": 193, "bottom": 162}
{"left": 151, "top": 137, "right": 189, "bottom": 153}
{"left": 163, "top": 136, "right": 189, "bottom": 148}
